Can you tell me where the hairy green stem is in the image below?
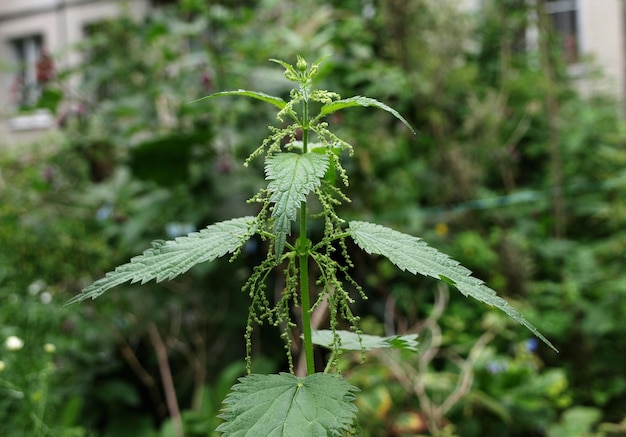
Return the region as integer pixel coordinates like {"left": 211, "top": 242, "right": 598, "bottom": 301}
{"left": 298, "top": 96, "right": 316, "bottom": 375}
{"left": 298, "top": 234, "right": 315, "bottom": 375}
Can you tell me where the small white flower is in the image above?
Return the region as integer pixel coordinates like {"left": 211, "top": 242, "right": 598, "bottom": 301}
{"left": 44, "top": 343, "right": 56, "bottom": 354}
{"left": 28, "top": 279, "right": 46, "bottom": 295}
{"left": 5, "top": 336, "right": 24, "bottom": 351}
{"left": 40, "top": 292, "right": 52, "bottom": 304}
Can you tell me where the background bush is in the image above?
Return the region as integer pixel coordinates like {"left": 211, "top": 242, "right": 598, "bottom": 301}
{"left": 2, "top": 0, "right": 626, "bottom": 435}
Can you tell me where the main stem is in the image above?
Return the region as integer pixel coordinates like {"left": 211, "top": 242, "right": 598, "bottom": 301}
{"left": 298, "top": 95, "right": 316, "bottom": 375}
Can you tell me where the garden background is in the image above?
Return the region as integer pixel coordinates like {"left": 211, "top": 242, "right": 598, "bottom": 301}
{"left": 2, "top": 0, "right": 626, "bottom": 436}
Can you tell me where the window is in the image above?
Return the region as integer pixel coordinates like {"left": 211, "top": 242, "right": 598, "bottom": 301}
{"left": 150, "top": 0, "right": 177, "bottom": 5}
{"left": 546, "top": 0, "right": 579, "bottom": 63}
{"left": 9, "top": 34, "right": 47, "bottom": 108}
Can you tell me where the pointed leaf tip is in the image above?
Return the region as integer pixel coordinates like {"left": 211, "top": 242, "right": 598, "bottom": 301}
{"left": 66, "top": 217, "right": 255, "bottom": 305}
{"left": 191, "top": 89, "right": 287, "bottom": 109}
{"left": 318, "top": 96, "right": 416, "bottom": 134}
{"left": 311, "top": 330, "right": 419, "bottom": 352}
{"left": 347, "top": 220, "right": 557, "bottom": 352}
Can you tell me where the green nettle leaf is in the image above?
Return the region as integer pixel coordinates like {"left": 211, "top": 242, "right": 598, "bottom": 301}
{"left": 266, "top": 152, "right": 329, "bottom": 259}
{"left": 217, "top": 373, "right": 358, "bottom": 437}
{"left": 348, "top": 221, "right": 558, "bottom": 352}
{"left": 317, "top": 96, "right": 416, "bottom": 134}
{"left": 192, "top": 90, "right": 287, "bottom": 109}
{"left": 311, "top": 330, "right": 419, "bottom": 352}
{"left": 67, "top": 217, "right": 255, "bottom": 304}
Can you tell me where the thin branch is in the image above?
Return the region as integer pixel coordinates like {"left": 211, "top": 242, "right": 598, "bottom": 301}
{"left": 440, "top": 328, "right": 496, "bottom": 415}
{"left": 148, "top": 323, "right": 183, "bottom": 437}
{"left": 117, "top": 338, "right": 166, "bottom": 416}
{"left": 378, "top": 284, "right": 499, "bottom": 436}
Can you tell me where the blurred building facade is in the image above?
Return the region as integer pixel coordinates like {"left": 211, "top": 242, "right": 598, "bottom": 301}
{"left": 1, "top": 0, "right": 625, "bottom": 150}
{"left": 539, "top": 0, "right": 626, "bottom": 99}
{"left": 0, "top": 0, "right": 150, "bottom": 150}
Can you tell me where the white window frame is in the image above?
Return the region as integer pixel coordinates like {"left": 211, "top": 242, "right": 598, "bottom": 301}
{"left": 546, "top": 0, "right": 580, "bottom": 64}
{"left": 9, "top": 33, "right": 44, "bottom": 108}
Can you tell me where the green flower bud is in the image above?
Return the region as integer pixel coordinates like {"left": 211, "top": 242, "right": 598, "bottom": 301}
{"left": 296, "top": 55, "right": 308, "bottom": 72}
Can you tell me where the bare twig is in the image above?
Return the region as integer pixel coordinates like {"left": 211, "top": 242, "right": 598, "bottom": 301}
{"left": 440, "top": 328, "right": 496, "bottom": 415}
{"left": 378, "top": 284, "right": 499, "bottom": 436}
{"left": 117, "top": 338, "right": 167, "bottom": 417}
{"left": 148, "top": 323, "right": 184, "bottom": 437}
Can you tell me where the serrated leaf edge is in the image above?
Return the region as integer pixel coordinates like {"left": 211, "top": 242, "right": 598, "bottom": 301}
{"left": 265, "top": 152, "right": 329, "bottom": 258}
{"left": 216, "top": 373, "right": 358, "bottom": 436}
{"left": 347, "top": 220, "right": 557, "bottom": 352}
{"left": 66, "top": 216, "right": 255, "bottom": 305}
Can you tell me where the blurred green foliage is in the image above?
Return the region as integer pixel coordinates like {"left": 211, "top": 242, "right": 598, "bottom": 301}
{"left": 3, "top": 0, "right": 626, "bottom": 435}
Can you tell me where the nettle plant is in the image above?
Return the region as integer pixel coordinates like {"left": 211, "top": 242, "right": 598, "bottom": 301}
{"left": 69, "top": 56, "right": 556, "bottom": 435}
